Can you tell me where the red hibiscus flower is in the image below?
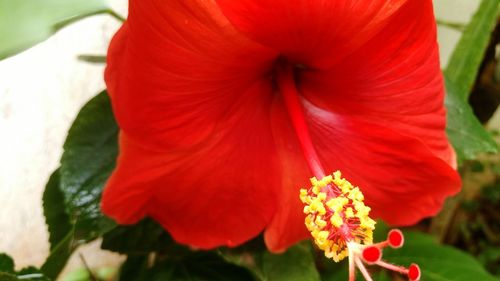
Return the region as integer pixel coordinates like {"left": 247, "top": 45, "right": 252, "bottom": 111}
{"left": 102, "top": 0, "right": 461, "bottom": 253}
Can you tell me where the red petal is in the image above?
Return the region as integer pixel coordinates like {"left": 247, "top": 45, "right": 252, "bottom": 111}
{"left": 263, "top": 1, "right": 460, "bottom": 251}
{"left": 103, "top": 0, "right": 282, "bottom": 249}
{"left": 103, "top": 80, "right": 283, "bottom": 249}
{"left": 264, "top": 100, "right": 460, "bottom": 252}
{"left": 263, "top": 100, "right": 311, "bottom": 252}
{"left": 104, "top": 0, "right": 461, "bottom": 253}
{"left": 299, "top": 0, "right": 455, "bottom": 165}
{"left": 216, "top": 0, "right": 407, "bottom": 68}
{"left": 105, "top": 0, "right": 277, "bottom": 151}
{"left": 306, "top": 103, "right": 461, "bottom": 225}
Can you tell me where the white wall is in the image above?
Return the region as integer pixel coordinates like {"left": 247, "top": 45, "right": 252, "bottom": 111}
{"left": 0, "top": 1, "right": 127, "bottom": 277}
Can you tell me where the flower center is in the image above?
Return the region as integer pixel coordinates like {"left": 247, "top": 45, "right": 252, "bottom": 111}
{"left": 275, "top": 61, "right": 375, "bottom": 257}
{"left": 276, "top": 60, "right": 421, "bottom": 281}
{"left": 300, "top": 171, "right": 376, "bottom": 262}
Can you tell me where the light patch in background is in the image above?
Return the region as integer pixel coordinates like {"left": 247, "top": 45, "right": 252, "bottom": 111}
{"left": 0, "top": 1, "right": 126, "bottom": 277}
{"left": 434, "top": 0, "right": 481, "bottom": 68}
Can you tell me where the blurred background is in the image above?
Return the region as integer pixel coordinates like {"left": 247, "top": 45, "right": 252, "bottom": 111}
{"left": 0, "top": 0, "right": 498, "bottom": 279}
{"left": 0, "top": 0, "right": 127, "bottom": 277}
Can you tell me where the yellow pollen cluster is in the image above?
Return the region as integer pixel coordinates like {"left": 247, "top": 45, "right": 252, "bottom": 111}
{"left": 300, "top": 171, "right": 376, "bottom": 262}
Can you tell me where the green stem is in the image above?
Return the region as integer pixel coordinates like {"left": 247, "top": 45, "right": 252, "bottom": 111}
{"left": 436, "top": 19, "right": 467, "bottom": 31}
{"left": 106, "top": 9, "right": 126, "bottom": 22}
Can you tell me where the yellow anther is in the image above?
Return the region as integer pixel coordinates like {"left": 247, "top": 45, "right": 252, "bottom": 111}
{"left": 338, "top": 197, "right": 348, "bottom": 206}
{"left": 333, "top": 177, "right": 345, "bottom": 186}
{"left": 325, "top": 199, "right": 335, "bottom": 209}
{"left": 337, "top": 249, "right": 348, "bottom": 260}
{"left": 326, "top": 197, "right": 348, "bottom": 213}
{"left": 331, "top": 244, "right": 339, "bottom": 253}
{"left": 321, "top": 175, "right": 333, "bottom": 185}
{"left": 348, "top": 187, "right": 364, "bottom": 201}
{"left": 299, "top": 189, "right": 308, "bottom": 202}
{"left": 315, "top": 216, "right": 327, "bottom": 228}
{"left": 330, "top": 212, "right": 344, "bottom": 228}
{"left": 312, "top": 186, "right": 321, "bottom": 195}
{"left": 310, "top": 177, "right": 322, "bottom": 194}
{"left": 300, "top": 171, "right": 376, "bottom": 263}
{"left": 310, "top": 177, "right": 319, "bottom": 186}
{"left": 311, "top": 227, "right": 331, "bottom": 250}
{"left": 325, "top": 250, "right": 334, "bottom": 259}
{"left": 305, "top": 215, "right": 313, "bottom": 225}
{"left": 345, "top": 207, "right": 354, "bottom": 218}
{"left": 361, "top": 217, "right": 376, "bottom": 229}
{"left": 353, "top": 201, "right": 370, "bottom": 217}
{"left": 317, "top": 192, "right": 327, "bottom": 201}
{"left": 338, "top": 181, "right": 352, "bottom": 193}
{"left": 333, "top": 170, "right": 342, "bottom": 180}
{"left": 309, "top": 200, "right": 322, "bottom": 212}
{"left": 306, "top": 218, "right": 315, "bottom": 231}
{"left": 317, "top": 231, "right": 329, "bottom": 242}
{"left": 309, "top": 199, "right": 327, "bottom": 215}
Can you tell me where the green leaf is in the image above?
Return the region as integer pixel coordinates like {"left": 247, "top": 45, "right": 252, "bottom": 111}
{"left": 0, "top": 254, "right": 49, "bottom": 281}
{"left": 0, "top": 273, "right": 19, "bottom": 281}
{"left": 40, "top": 91, "right": 119, "bottom": 280}
{"left": 172, "top": 253, "right": 254, "bottom": 281}
{"left": 60, "top": 266, "right": 115, "bottom": 281}
{"left": 0, "top": 255, "right": 14, "bottom": 274}
{"left": 59, "top": 268, "right": 91, "bottom": 281}
{"left": 220, "top": 240, "right": 320, "bottom": 281}
{"left": 105, "top": 220, "right": 251, "bottom": 281}
{"left": 318, "top": 258, "right": 346, "bottom": 281}
{"left": 15, "top": 268, "right": 50, "bottom": 281}
{"left": 103, "top": 219, "right": 252, "bottom": 281}
{"left": 376, "top": 270, "right": 392, "bottom": 281}
{"left": 0, "top": 0, "right": 112, "bottom": 59}
{"left": 322, "top": 224, "right": 498, "bottom": 281}
{"left": 42, "top": 169, "right": 72, "bottom": 250}
{"left": 59, "top": 91, "right": 118, "bottom": 241}
{"left": 319, "top": 262, "right": 390, "bottom": 281}
{"left": 77, "top": 55, "right": 106, "bottom": 64}
{"left": 444, "top": 0, "right": 500, "bottom": 99}
{"left": 442, "top": 0, "right": 500, "bottom": 162}
{"left": 116, "top": 256, "right": 149, "bottom": 281}
{"left": 383, "top": 231, "right": 499, "bottom": 281}
{"left": 261, "top": 243, "right": 320, "bottom": 281}
{"left": 41, "top": 230, "right": 77, "bottom": 280}
{"left": 110, "top": 223, "right": 253, "bottom": 281}
{"left": 119, "top": 253, "right": 254, "bottom": 281}
{"left": 445, "top": 78, "right": 498, "bottom": 162}
{"left": 101, "top": 218, "right": 177, "bottom": 255}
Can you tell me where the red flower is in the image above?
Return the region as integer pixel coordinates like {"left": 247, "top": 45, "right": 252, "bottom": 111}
{"left": 102, "top": 0, "right": 461, "bottom": 253}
